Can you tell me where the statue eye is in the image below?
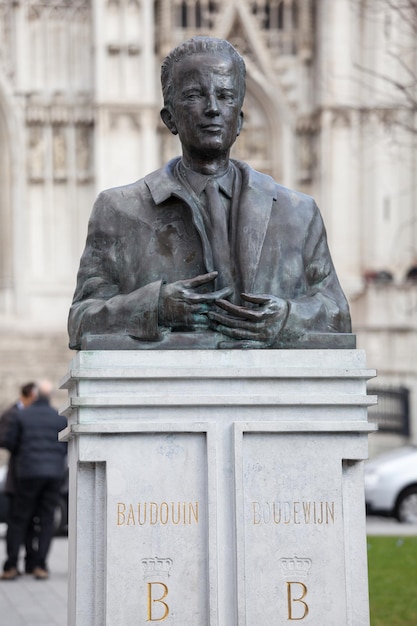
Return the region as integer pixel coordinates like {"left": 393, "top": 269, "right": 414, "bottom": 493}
{"left": 185, "top": 92, "right": 200, "bottom": 101}
{"left": 217, "top": 90, "right": 235, "bottom": 101}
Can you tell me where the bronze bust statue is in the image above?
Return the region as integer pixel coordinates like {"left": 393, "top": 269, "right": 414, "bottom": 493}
{"left": 68, "top": 37, "right": 351, "bottom": 350}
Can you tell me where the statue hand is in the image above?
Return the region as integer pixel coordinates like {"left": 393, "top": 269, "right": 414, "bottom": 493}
{"left": 158, "top": 272, "right": 233, "bottom": 330}
{"left": 208, "top": 293, "right": 289, "bottom": 348}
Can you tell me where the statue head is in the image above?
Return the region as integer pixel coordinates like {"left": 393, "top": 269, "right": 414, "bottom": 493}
{"left": 161, "top": 36, "right": 246, "bottom": 111}
{"left": 160, "top": 37, "right": 246, "bottom": 166}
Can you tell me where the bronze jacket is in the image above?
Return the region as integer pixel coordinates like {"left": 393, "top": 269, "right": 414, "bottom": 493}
{"left": 68, "top": 158, "right": 351, "bottom": 350}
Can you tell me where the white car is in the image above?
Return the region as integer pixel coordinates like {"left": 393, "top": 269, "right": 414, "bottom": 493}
{"left": 364, "top": 446, "right": 417, "bottom": 523}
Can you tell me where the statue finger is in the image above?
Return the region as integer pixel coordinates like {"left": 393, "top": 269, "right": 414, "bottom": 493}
{"left": 209, "top": 311, "right": 263, "bottom": 332}
{"left": 188, "top": 303, "right": 210, "bottom": 314}
{"left": 185, "top": 286, "right": 232, "bottom": 303}
{"left": 211, "top": 324, "right": 262, "bottom": 341}
{"left": 182, "top": 271, "right": 218, "bottom": 288}
{"left": 216, "top": 299, "right": 265, "bottom": 321}
{"left": 240, "top": 292, "right": 271, "bottom": 305}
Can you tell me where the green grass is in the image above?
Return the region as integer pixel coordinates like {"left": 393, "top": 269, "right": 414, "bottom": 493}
{"left": 368, "top": 536, "right": 417, "bottom": 626}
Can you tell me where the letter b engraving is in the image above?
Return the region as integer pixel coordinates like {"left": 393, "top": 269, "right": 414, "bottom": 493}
{"left": 287, "top": 582, "right": 309, "bottom": 620}
{"left": 147, "top": 582, "right": 169, "bottom": 621}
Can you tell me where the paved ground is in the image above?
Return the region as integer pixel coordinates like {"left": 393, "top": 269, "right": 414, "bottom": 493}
{"left": 0, "top": 518, "right": 415, "bottom": 625}
{"left": 366, "top": 515, "right": 417, "bottom": 536}
{"left": 0, "top": 527, "right": 67, "bottom": 626}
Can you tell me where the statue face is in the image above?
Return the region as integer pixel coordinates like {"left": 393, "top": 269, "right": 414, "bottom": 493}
{"left": 165, "top": 51, "right": 243, "bottom": 160}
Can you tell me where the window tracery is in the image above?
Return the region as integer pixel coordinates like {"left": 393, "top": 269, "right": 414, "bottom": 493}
{"left": 156, "top": 0, "right": 309, "bottom": 58}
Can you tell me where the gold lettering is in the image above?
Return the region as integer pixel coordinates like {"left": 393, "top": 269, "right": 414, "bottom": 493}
{"left": 116, "top": 501, "right": 201, "bottom": 526}
{"left": 127, "top": 504, "right": 135, "bottom": 525}
{"left": 117, "top": 502, "right": 126, "bottom": 526}
{"left": 287, "top": 582, "right": 309, "bottom": 620}
{"left": 171, "top": 502, "right": 181, "bottom": 525}
{"left": 150, "top": 503, "right": 158, "bottom": 525}
{"left": 317, "top": 501, "right": 324, "bottom": 525}
{"left": 147, "top": 582, "right": 169, "bottom": 621}
{"left": 250, "top": 500, "right": 335, "bottom": 526}
{"left": 138, "top": 503, "right": 147, "bottom": 525}
{"left": 302, "top": 502, "right": 311, "bottom": 524}
{"left": 252, "top": 502, "right": 261, "bottom": 525}
{"left": 293, "top": 501, "right": 300, "bottom": 524}
{"left": 160, "top": 502, "right": 169, "bottom": 525}
{"left": 273, "top": 502, "right": 281, "bottom": 524}
{"left": 189, "top": 502, "right": 199, "bottom": 524}
{"left": 284, "top": 502, "right": 291, "bottom": 524}
{"left": 326, "top": 501, "right": 335, "bottom": 524}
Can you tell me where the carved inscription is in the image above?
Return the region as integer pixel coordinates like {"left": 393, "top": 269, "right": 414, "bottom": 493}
{"left": 142, "top": 557, "right": 173, "bottom": 621}
{"left": 147, "top": 582, "right": 169, "bottom": 622}
{"left": 252, "top": 501, "right": 335, "bottom": 525}
{"left": 279, "top": 557, "right": 311, "bottom": 621}
{"left": 117, "top": 501, "right": 199, "bottom": 526}
{"left": 287, "top": 582, "right": 309, "bottom": 621}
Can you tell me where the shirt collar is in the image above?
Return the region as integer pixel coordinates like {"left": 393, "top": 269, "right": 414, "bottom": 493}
{"left": 144, "top": 157, "right": 278, "bottom": 205}
{"left": 179, "top": 160, "right": 235, "bottom": 199}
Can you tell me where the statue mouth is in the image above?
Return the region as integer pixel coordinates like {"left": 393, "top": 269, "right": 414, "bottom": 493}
{"left": 201, "top": 124, "right": 223, "bottom": 131}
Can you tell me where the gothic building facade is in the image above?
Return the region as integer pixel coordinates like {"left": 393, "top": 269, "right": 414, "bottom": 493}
{"left": 0, "top": 0, "right": 416, "bottom": 451}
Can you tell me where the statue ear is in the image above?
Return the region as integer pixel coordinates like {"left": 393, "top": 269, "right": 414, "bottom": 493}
{"left": 161, "top": 108, "right": 178, "bottom": 135}
{"left": 236, "top": 110, "right": 244, "bottom": 137}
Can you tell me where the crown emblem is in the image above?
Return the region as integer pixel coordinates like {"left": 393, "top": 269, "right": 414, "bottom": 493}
{"left": 279, "top": 556, "right": 312, "bottom": 579}
{"left": 141, "top": 556, "right": 173, "bottom": 579}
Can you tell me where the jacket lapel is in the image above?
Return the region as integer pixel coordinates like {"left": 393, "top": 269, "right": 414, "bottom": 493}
{"left": 145, "top": 158, "right": 214, "bottom": 271}
{"left": 233, "top": 161, "right": 277, "bottom": 293}
{"left": 145, "top": 158, "right": 277, "bottom": 294}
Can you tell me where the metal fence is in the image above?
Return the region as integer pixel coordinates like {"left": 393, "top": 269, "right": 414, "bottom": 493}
{"left": 367, "top": 386, "right": 410, "bottom": 437}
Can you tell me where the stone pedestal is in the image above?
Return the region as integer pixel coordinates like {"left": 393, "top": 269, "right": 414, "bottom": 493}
{"left": 60, "top": 349, "right": 376, "bottom": 625}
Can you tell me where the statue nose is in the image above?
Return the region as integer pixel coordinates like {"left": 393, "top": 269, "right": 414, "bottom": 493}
{"left": 205, "top": 94, "right": 220, "bottom": 115}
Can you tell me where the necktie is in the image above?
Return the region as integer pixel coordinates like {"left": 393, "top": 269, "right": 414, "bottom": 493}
{"left": 204, "top": 178, "right": 234, "bottom": 291}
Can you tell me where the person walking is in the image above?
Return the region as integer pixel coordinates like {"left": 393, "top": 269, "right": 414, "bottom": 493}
{"left": 0, "top": 380, "right": 67, "bottom": 580}
{"left": 0, "top": 382, "right": 39, "bottom": 573}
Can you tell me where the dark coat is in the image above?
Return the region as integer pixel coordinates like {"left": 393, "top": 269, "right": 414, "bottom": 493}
{"left": 68, "top": 158, "right": 351, "bottom": 349}
{"left": 0, "top": 403, "right": 20, "bottom": 493}
{"left": 2, "top": 397, "right": 67, "bottom": 481}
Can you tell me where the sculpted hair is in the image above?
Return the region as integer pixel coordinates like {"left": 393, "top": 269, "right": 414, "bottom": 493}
{"left": 161, "top": 36, "right": 246, "bottom": 109}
